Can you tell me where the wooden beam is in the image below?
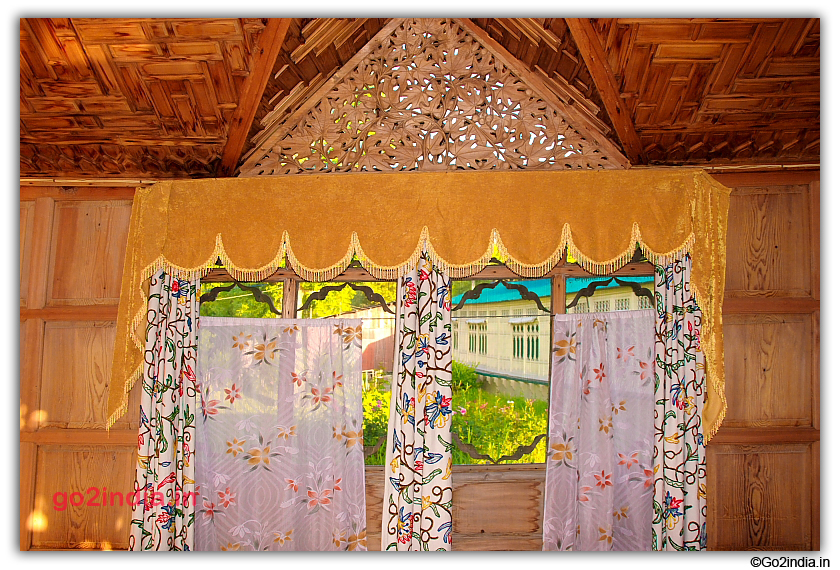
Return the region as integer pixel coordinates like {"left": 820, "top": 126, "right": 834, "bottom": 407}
{"left": 565, "top": 18, "right": 647, "bottom": 165}
{"left": 218, "top": 18, "right": 292, "bottom": 177}
{"left": 240, "top": 18, "right": 404, "bottom": 174}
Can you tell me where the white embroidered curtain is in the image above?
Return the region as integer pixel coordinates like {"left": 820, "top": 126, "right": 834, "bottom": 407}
{"left": 130, "top": 271, "right": 199, "bottom": 551}
{"left": 382, "top": 251, "right": 454, "bottom": 551}
{"left": 543, "top": 310, "right": 656, "bottom": 551}
{"left": 193, "top": 317, "right": 367, "bottom": 551}
{"left": 653, "top": 255, "right": 707, "bottom": 550}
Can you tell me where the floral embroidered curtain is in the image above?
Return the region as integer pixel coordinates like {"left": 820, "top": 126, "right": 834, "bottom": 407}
{"left": 543, "top": 310, "right": 656, "bottom": 551}
{"left": 653, "top": 255, "right": 707, "bottom": 550}
{"left": 382, "top": 252, "right": 454, "bottom": 550}
{"left": 193, "top": 318, "right": 367, "bottom": 551}
{"left": 130, "top": 271, "right": 199, "bottom": 551}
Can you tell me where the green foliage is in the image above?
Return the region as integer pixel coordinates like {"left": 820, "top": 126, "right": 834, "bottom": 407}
{"left": 451, "top": 361, "right": 482, "bottom": 392}
{"left": 362, "top": 386, "right": 391, "bottom": 466}
{"left": 362, "top": 362, "right": 548, "bottom": 466}
{"left": 199, "top": 283, "right": 284, "bottom": 318}
{"left": 298, "top": 281, "right": 396, "bottom": 319}
{"left": 451, "top": 387, "right": 548, "bottom": 465}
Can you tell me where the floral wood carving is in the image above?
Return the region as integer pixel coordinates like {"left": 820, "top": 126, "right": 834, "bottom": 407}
{"left": 240, "top": 18, "right": 620, "bottom": 176}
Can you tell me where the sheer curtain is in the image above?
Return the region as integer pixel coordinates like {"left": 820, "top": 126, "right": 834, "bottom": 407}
{"left": 130, "top": 270, "right": 199, "bottom": 551}
{"left": 543, "top": 310, "right": 656, "bottom": 551}
{"left": 194, "top": 318, "right": 367, "bottom": 551}
{"left": 652, "top": 255, "right": 707, "bottom": 550}
{"left": 382, "top": 251, "right": 454, "bottom": 551}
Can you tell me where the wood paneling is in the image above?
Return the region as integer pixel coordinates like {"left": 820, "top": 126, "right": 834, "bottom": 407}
{"left": 723, "top": 314, "right": 812, "bottom": 428}
{"left": 41, "top": 321, "right": 138, "bottom": 430}
{"left": 27, "top": 197, "right": 56, "bottom": 309}
{"left": 707, "top": 444, "right": 814, "bottom": 550}
{"left": 32, "top": 446, "right": 135, "bottom": 549}
{"left": 708, "top": 169, "right": 819, "bottom": 551}
{"left": 20, "top": 201, "right": 35, "bottom": 306}
{"left": 725, "top": 184, "right": 812, "bottom": 297}
{"left": 365, "top": 464, "right": 545, "bottom": 551}
{"left": 47, "top": 201, "right": 132, "bottom": 305}
{"left": 451, "top": 464, "right": 544, "bottom": 550}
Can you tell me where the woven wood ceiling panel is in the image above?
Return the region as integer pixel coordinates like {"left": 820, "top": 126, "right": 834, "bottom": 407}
{"left": 590, "top": 18, "right": 820, "bottom": 164}
{"left": 20, "top": 18, "right": 268, "bottom": 178}
{"left": 19, "top": 17, "right": 821, "bottom": 178}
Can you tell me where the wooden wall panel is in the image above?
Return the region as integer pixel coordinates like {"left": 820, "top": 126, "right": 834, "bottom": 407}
{"left": 364, "top": 465, "right": 545, "bottom": 551}
{"left": 31, "top": 446, "right": 135, "bottom": 550}
{"left": 725, "top": 184, "right": 812, "bottom": 297}
{"left": 723, "top": 314, "right": 812, "bottom": 428}
{"left": 47, "top": 201, "right": 132, "bottom": 305}
{"left": 451, "top": 464, "right": 544, "bottom": 550}
{"left": 710, "top": 169, "right": 819, "bottom": 551}
{"left": 707, "top": 444, "right": 814, "bottom": 550}
{"left": 20, "top": 201, "right": 35, "bottom": 306}
{"left": 40, "top": 321, "right": 139, "bottom": 430}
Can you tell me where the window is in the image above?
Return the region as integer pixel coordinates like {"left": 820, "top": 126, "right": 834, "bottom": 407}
{"left": 468, "top": 322, "right": 487, "bottom": 354}
{"left": 638, "top": 295, "right": 653, "bottom": 309}
{"left": 573, "top": 300, "right": 589, "bottom": 313}
{"left": 594, "top": 299, "right": 610, "bottom": 312}
{"left": 512, "top": 322, "right": 539, "bottom": 361}
{"left": 615, "top": 298, "right": 630, "bottom": 311}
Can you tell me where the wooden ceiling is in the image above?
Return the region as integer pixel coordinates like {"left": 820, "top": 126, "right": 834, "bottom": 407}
{"left": 20, "top": 17, "right": 820, "bottom": 179}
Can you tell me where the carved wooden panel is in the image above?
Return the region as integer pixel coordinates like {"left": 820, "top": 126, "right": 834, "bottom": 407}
{"left": 725, "top": 184, "right": 812, "bottom": 297}
{"left": 47, "top": 201, "right": 132, "bottom": 305}
{"left": 723, "top": 314, "right": 813, "bottom": 429}
{"left": 242, "top": 18, "right": 620, "bottom": 176}
{"left": 21, "top": 201, "right": 35, "bottom": 307}
{"left": 41, "top": 321, "right": 139, "bottom": 430}
{"left": 707, "top": 444, "right": 814, "bottom": 550}
{"left": 32, "top": 446, "right": 135, "bottom": 549}
{"left": 589, "top": 18, "right": 819, "bottom": 165}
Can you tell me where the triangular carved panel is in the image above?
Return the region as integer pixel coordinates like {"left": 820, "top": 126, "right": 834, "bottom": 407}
{"left": 240, "top": 18, "right": 625, "bottom": 176}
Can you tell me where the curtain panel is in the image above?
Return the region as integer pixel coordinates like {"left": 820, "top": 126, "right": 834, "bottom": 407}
{"left": 382, "top": 251, "right": 454, "bottom": 550}
{"left": 130, "top": 271, "right": 199, "bottom": 551}
{"left": 193, "top": 317, "right": 367, "bottom": 551}
{"left": 543, "top": 310, "right": 656, "bottom": 551}
{"left": 652, "top": 255, "right": 707, "bottom": 550}
{"left": 108, "top": 169, "right": 730, "bottom": 441}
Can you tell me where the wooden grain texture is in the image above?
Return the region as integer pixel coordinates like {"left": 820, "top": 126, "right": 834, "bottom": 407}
{"left": 20, "top": 201, "right": 35, "bottom": 306}
{"left": 707, "top": 444, "right": 813, "bottom": 550}
{"left": 20, "top": 319, "right": 45, "bottom": 432}
{"left": 20, "top": 185, "right": 137, "bottom": 201}
{"left": 810, "top": 180, "right": 819, "bottom": 301}
{"left": 725, "top": 184, "right": 811, "bottom": 296}
{"left": 722, "top": 314, "right": 812, "bottom": 429}
{"left": 20, "top": 442, "right": 37, "bottom": 550}
{"left": 47, "top": 200, "right": 132, "bottom": 305}
{"left": 21, "top": 305, "right": 120, "bottom": 321}
{"left": 40, "top": 321, "right": 139, "bottom": 429}
{"left": 564, "top": 18, "right": 646, "bottom": 163}
{"left": 20, "top": 18, "right": 269, "bottom": 178}
{"left": 27, "top": 197, "right": 55, "bottom": 310}
{"left": 365, "top": 464, "right": 545, "bottom": 551}
{"left": 219, "top": 19, "right": 291, "bottom": 175}
{"left": 32, "top": 446, "right": 135, "bottom": 550}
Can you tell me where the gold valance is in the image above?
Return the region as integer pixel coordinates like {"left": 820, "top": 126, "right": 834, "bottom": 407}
{"left": 107, "top": 169, "right": 730, "bottom": 439}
